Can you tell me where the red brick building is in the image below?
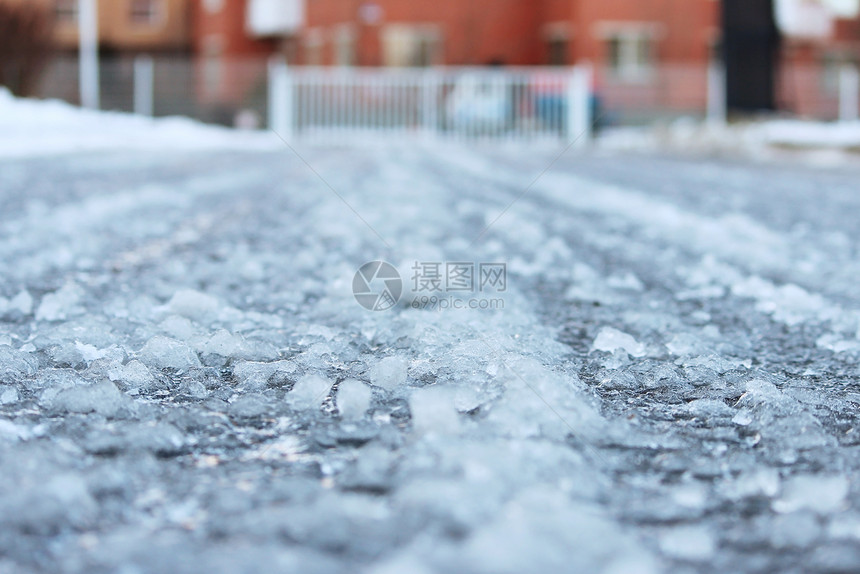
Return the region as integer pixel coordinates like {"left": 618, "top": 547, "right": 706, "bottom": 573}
{"left": 192, "top": 0, "right": 860, "bottom": 118}
{"left": 194, "top": 0, "right": 721, "bottom": 69}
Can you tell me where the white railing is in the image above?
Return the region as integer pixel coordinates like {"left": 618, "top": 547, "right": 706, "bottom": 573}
{"left": 38, "top": 56, "right": 860, "bottom": 135}
{"left": 267, "top": 62, "right": 594, "bottom": 145}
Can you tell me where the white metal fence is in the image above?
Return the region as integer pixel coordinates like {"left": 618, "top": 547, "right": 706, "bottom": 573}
{"left": 268, "top": 63, "right": 594, "bottom": 145}
{"left": 33, "top": 55, "right": 860, "bottom": 144}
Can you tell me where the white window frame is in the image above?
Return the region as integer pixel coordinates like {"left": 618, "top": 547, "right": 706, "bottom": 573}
{"left": 334, "top": 24, "right": 356, "bottom": 67}
{"left": 202, "top": 34, "right": 224, "bottom": 98}
{"left": 55, "top": 0, "right": 79, "bottom": 24}
{"left": 129, "top": 0, "right": 163, "bottom": 26}
{"left": 304, "top": 28, "right": 324, "bottom": 66}
{"left": 203, "top": 0, "right": 224, "bottom": 14}
{"left": 381, "top": 24, "right": 441, "bottom": 68}
{"left": 595, "top": 22, "right": 662, "bottom": 82}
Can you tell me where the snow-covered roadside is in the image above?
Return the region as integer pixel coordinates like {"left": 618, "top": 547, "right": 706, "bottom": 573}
{"left": 0, "top": 88, "right": 281, "bottom": 158}
{"left": 5, "top": 87, "right": 859, "bottom": 164}
{"left": 597, "top": 117, "right": 860, "bottom": 165}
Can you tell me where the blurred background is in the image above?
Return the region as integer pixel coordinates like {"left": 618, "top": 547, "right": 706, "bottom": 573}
{"left": 0, "top": 0, "right": 859, "bottom": 138}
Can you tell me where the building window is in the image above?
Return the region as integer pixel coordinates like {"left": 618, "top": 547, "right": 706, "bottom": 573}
{"left": 604, "top": 31, "right": 655, "bottom": 80}
{"left": 334, "top": 25, "right": 355, "bottom": 67}
{"left": 381, "top": 25, "right": 441, "bottom": 67}
{"left": 203, "top": 0, "right": 224, "bottom": 14}
{"left": 55, "top": 0, "right": 78, "bottom": 23}
{"left": 202, "top": 35, "right": 224, "bottom": 98}
{"left": 543, "top": 23, "right": 571, "bottom": 66}
{"left": 304, "top": 29, "right": 324, "bottom": 66}
{"left": 821, "top": 53, "right": 846, "bottom": 95}
{"left": 130, "top": 0, "right": 160, "bottom": 24}
{"left": 547, "top": 38, "right": 568, "bottom": 66}
{"left": 594, "top": 22, "right": 660, "bottom": 81}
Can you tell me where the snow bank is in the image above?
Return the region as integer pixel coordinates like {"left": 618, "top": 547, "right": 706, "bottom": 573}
{"left": 757, "top": 119, "right": 860, "bottom": 149}
{"left": 0, "top": 87, "right": 281, "bottom": 158}
{"left": 598, "top": 116, "right": 860, "bottom": 162}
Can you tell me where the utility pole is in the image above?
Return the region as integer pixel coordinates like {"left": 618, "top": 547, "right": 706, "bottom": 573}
{"left": 79, "top": 0, "right": 99, "bottom": 109}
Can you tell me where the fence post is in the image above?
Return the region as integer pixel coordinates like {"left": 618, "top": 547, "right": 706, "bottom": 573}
{"left": 78, "top": 0, "right": 99, "bottom": 109}
{"left": 707, "top": 59, "right": 727, "bottom": 126}
{"left": 133, "top": 55, "right": 154, "bottom": 117}
{"left": 422, "top": 69, "right": 440, "bottom": 140}
{"left": 567, "top": 62, "right": 592, "bottom": 147}
{"left": 839, "top": 64, "right": 859, "bottom": 123}
{"left": 268, "top": 57, "right": 294, "bottom": 139}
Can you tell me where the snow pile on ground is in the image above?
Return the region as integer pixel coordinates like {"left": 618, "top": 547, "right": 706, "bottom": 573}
{"left": 758, "top": 119, "right": 860, "bottom": 149}
{"left": 598, "top": 116, "right": 860, "bottom": 163}
{"left": 0, "top": 87, "right": 281, "bottom": 158}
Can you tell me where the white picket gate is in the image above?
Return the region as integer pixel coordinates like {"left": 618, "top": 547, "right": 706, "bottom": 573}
{"left": 267, "top": 63, "right": 594, "bottom": 146}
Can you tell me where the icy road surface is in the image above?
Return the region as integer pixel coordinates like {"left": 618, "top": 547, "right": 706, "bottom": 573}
{"left": 1, "top": 146, "right": 860, "bottom": 574}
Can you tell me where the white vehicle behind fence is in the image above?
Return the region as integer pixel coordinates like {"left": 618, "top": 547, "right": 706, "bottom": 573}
{"left": 444, "top": 73, "right": 512, "bottom": 134}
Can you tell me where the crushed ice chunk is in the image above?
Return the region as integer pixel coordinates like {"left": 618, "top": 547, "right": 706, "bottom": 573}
{"left": 7, "top": 473, "right": 99, "bottom": 532}
{"left": 0, "top": 387, "right": 19, "bottom": 404}
{"left": 369, "top": 356, "right": 409, "bottom": 391}
{"left": 816, "top": 333, "right": 860, "bottom": 354}
{"left": 675, "top": 285, "right": 726, "bottom": 301}
{"left": 304, "top": 323, "right": 337, "bottom": 341}
{"left": 762, "top": 284, "right": 827, "bottom": 326}
{"left": 718, "top": 469, "right": 780, "bottom": 500}
{"left": 337, "top": 379, "right": 372, "bottom": 420}
{"left": 678, "top": 354, "right": 750, "bottom": 372}
{"left": 233, "top": 359, "right": 296, "bottom": 390}
{"left": 49, "top": 380, "right": 132, "bottom": 418}
{"left": 124, "top": 422, "right": 187, "bottom": 456}
{"left": 166, "top": 289, "right": 221, "bottom": 321}
{"left": 339, "top": 444, "right": 395, "bottom": 492}
{"left": 137, "top": 335, "right": 202, "bottom": 371}
{"left": 731, "top": 275, "right": 777, "bottom": 300}
{"left": 735, "top": 379, "right": 793, "bottom": 412}
{"left": 487, "top": 356, "right": 605, "bottom": 442}
{"left": 196, "top": 328, "right": 250, "bottom": 357}
{"left": 288, "top": 374, "right": 331, "bottom": 410}
{"left": 770, "top": 511, "right": 821, "bottom": 549}
{"left": 228, "top": 393, "right": 271, "bottom": 419}
{"left": 731, "top": 380, "right": 832, "bottom": 448}
{"left": 35, "top": 282, "right": 85, "bottom": 321}
{"left": 410, "top": 385, "right": 461, "bottom": 435}
{"left": 733, "top": 277, "right": 832, "bottom": 326}
{"left": 666, "top": 333, "right": 706, "bottom": 356}
{"left": 456, "top": 487, "right": 657, "bottom": 573}
{"left": 83, "top": 421, "right": 187, "bottom": 457}
{"left": 658, "top": 525, "right": 716, "bottom": 561}
{"left": 686, "top": 399, "right": 734, "bottom": 419}
{"left": 731, "top": 410, "right": 753, "bottom": 426}
{"left": 0, "top": 419, "right": 30, "bottom": 441}
{"left": 671, "top": 482, "right": 708, "bottom": 509}
{"left": 1, "top": 290, "right": 33, "bottom": 316}
{"left": 367, "top": 554, "right": 436, "bottom": 574}
{"left": 591, "top": 327, "right": 647, "bottom": 357}
{"left": 0, "top": 346, "right": 38, "bottom": 378}
{"left": 107, "top": 359, "right": 158, "bottom": 393}
{"left": 165, "top": 288, "right": 243, "bottom": 325}
{"left": 773, "top": 475, "right": 849, "bottom": 514}
{"left": 74, "top": 341, "right": 108, "bottom": 363}
{"left": 828, "top": 514, "right": 860, "bottom": 540}
{"left": 159, "top": 315, "right": 197, "bottom": 340}
{"left": 607, "top": 272, "right": 645, "bottom": 291}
